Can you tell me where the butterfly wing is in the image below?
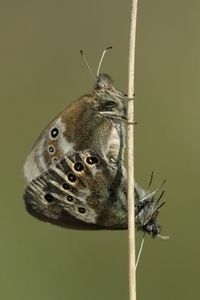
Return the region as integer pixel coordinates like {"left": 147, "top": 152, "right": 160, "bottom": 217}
{"left": 24, "top": 149, "right": 127, "bottom": 229}
{"left": 24, "top": 74, "right": 127, "bottom": 183}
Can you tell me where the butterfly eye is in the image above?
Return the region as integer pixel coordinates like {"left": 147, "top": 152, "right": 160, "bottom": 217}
{"left": 74, "top": 162, "right": 84, "bottom": 172}
{"left": 44, "top": 193, "right": 54, "bottom": 202}
{"left": 48, "top": 145, "right": 55, "bottom": 154}
{"left": 67, "top": 195, "right": 73, "bottom": 202}
{"left": 62, "top": 183, "right": 70, "bottom": 190}
{"left": 67, "top": 173, "right": 77, "bottom": 182}
{"left": 105, "top": 100, "right": 116, "bottom": 108}
{"left": 78, "top": 207, "right": 86, "bottom": 214}
{"left": 100, "top": 100, "right": 118, "bottom": 112}
{"left": 50, "top": 127, "right": 59, "bottom": 139}
{"left": 86, "top": 156, "right": 99, "bottom": 165}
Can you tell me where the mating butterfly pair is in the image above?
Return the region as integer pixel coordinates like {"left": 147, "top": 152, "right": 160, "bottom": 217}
{"left": 23, "top": 72, "right": 165, "bottom": 237}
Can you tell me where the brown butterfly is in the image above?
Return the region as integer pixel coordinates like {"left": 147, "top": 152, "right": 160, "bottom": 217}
{"left": 24, "top": 73, "right": 126, "bottom": 184}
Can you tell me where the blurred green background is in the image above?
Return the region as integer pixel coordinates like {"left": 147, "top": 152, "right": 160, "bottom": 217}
{"left": 1, "top": 0, "right": 199, "bottom": 299}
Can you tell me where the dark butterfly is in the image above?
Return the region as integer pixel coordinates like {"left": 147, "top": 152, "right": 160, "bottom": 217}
{"left": 24, "top": 149, "right": 165, "bottom": 237}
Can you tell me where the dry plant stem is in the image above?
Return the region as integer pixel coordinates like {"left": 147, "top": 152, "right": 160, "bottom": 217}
{"left": 127, "top": 1, "right": 138, "bottom": 300}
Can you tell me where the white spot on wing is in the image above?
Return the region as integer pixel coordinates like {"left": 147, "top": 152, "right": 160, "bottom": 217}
{"left": 106, "top": 124, "right": 120, "bottom": 159}
{"left": 59, "top": 120, "right": 74, "bottom": 154}
{"left": 23, "top": 151, "right": 41, "bottom": 183}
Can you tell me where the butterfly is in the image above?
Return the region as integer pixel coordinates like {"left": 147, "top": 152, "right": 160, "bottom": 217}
{"left": 24, "top": 149, "right": 164, "bottom": 237}
{"left": 24, "top": 73, "right": 127, "bottom": 184}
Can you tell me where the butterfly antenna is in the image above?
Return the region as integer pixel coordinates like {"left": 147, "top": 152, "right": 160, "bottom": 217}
{"left": 155, "top": 190, "right": 165, "bottom": 205}
{"left": 135, "top": 234, "right": 145, "bottom": 271}
{"left": 160, "top": 178, "right": 167, "bottom": 189}
{"left": 139, "top": 178, "right": 166, "bottom": 202}
{"left": 96, "top": 46, "right": 112, "bottom": 76}
{"left": 148, "top": 171, "right": 154, "bottom": 189}
{"left": 80, "top": 50, "right": 96, "bottom": 80}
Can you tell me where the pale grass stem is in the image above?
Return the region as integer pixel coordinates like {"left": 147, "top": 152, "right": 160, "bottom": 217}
{"left": 127, "top": 1, "right": 139, "bottom": 300}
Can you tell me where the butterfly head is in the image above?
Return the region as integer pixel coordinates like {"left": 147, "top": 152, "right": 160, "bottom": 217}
{"left": 95, "top": 73, "right": 126, "bottom": 98}
{"left": 95, "top": 73, "right": 113, "bottom": 90}
{"left": 134, "top": 184, "right": 165, "bottom": 238}
{"left": 93, "top": 73, "right": 127, "bottom": 119}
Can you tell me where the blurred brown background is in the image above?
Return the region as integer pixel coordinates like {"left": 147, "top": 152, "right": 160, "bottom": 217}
{"left": 0, "top": 0, "right": 199, "bottom": 299}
